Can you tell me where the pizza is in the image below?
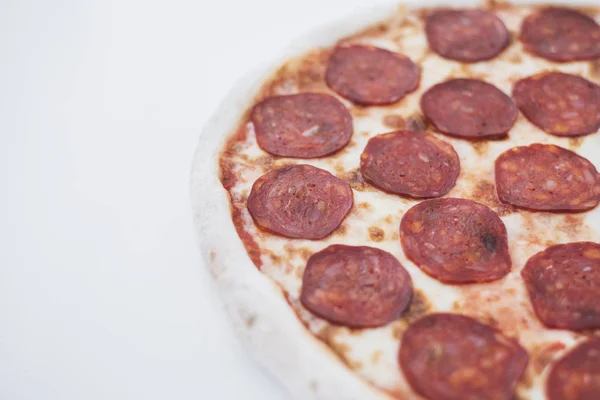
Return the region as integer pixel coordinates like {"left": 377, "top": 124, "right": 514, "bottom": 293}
{"left": 191, "top": 1, "right": 600, "bottom": 399}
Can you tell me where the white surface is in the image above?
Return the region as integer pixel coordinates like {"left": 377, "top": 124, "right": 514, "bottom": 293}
{"left": 0, "top": 0, "right": 390, "bottom": 399}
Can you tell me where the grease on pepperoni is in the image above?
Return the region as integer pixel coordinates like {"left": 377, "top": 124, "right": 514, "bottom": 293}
{"left": 400, "top": 198, "right": 511, "bottom": 284}
{"left": 547, "top": 338, "right": 600, "bottom": 400}
{"left": 520, "top": 7, "right": 600, "bottom": 62}
{"left": 360, "top": 131, "right": 460, "bottom": 198}
{"left": 513, "top": 72, "right": 600, "bottom": 137}
{"left": 301, "top": 245, "right": 413, "bottom": 328}
{"left": 247, "top": 165, "right": 353, "bottom": 239}
{"left": 425, "top": 9, "right": 510, "bottom": 62}
{"left": 421, "top": 79, "right": 517, "bottom": 139}
{"left": 399, "top": 313, "right": 528, "bottom": 400}
{"left": 251, "top": 93, "right": 353, "bottom": 158}
{"left": 522, "top": 242, "right": 600, "bottom": 331}
{"left": 325, "top": 45, "right": 420, "bottom": 105}
{"left": 495, "top": 144, "right": 600, "bottom": 211}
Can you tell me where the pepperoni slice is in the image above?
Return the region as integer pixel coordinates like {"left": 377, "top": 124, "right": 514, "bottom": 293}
{"left": 495, "top": 144, "right": 600, "bottom": 212}
{"left": 547, "top": 338, "right": 600, "bottom": 400}
{"left": 400, "top": 198, "right": 511, "bottom": 284}
{"left": 325, "top": 45, "right": 420, "bottom": 105}
{"left": 399, "top": 313, "right": 528, "bottom": 400}
{"left": 522, "top": 242, "right": 600, "bottom": 331}
{"left": 425, "top": 9, "right": 510, "bottom": 62}
{"left": 421, "top": 79, "right": 517, "bottom": 139}
{"left": 360, "top": 131, "right": 460, "bottom": 198}
{"left": 247, "top": 165, "right": 353, "bottom": 239}
{"left": 513, "top": 72, "right": 600, "bottom": 137}
{"left": 251, "top": 93, "right": 353, "bottom": 158}
{"left": 301, "top": 245, "right": 412, "bottom": 328}
{"left": 520, "top": 8, "right": 600, "bottom": 62}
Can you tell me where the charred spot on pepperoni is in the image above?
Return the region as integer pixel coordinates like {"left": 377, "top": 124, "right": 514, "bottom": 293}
{"left": 425, "top": 9, "right": 510, "bottom": 62}
{"left": 247, "top": 165, "right": 353, "bottom": 239}
{"left": 481, "top": 233, "right": 497, "bottom": 253}
{"left": 495, "top": 144, "right": 600, "bottom": 212}
{"left": 421, "top": 79, "right": 517, "bottom": 139}
{"left": 547, "top": 338, "right": 600, "bottom": 400}
{"left": 522, "top": 242, "right": 600, "bottom": 331}
{"left": 360, "top": 131, "right": 460, "bottom": 198}
{"left": 400, "top": 198, "right": 511, "bottom": 284}
{"left": 520, "top": 8, "right": 600, "bottom": 62}
{"left": 325, "top": 45, "right": 420, "bottom": 106}
{"left": 513, "top": 72, "right": 600, "bottom": 137}
{"left": 251, "top": 93, "right": 353, "bottom": 158}
{"left": 301, "top": 245, "right": 413, "bottom": 328}
{"left": 399, "top": 313, "right": 529, "bottom": 400}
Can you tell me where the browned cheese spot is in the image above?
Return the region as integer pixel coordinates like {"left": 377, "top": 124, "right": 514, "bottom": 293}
{"left": 371, "top": 350, "right": 383, "bottom": 364}
{"left": 317, "top": 325, "right": 362, "bottom": 370}
{"left": 269, "top": 252, "right": 282, "bottom": 264}
{"left": 406, "top": 113, "right": 429, "bottom": 132}
{"left": 383, "top": 114, "right": 407, "bottom": 130}
{"left": 254, "top": 155, "right": 275, "bottom": 169}
{"left": 471, "top": 141, "right": 489, "bottom": 155}
{"left": 340, "top": 168, "right": 371, "bottom": 191}
{"left": 591, "top": 59, "right": 600, "bottom": 80}
{"left": 350, "top": 106, "right": 371, "bottom": 118}
{"left": 334, "top": 224, "right": 348, "bottom": 237}
{"left": 531, "top": 342, "right": 566, "bottom": 374}
{"left": 359, "top": 202, "right": 372, "bottom": 211}
{"left": 368, "top": 227, "right": 385, "bottom": 242}
{"left": 391, "top": 290, "right": 432, "bottom": 340}
{"left": 471, "top": 180, "right": 500, "bottom": 208}
{"left": 569, "top": 136, "right": 584, "bottom": 150}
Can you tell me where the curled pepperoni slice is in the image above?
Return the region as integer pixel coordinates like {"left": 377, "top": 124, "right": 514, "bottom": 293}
{"left": 251, "top": 93, "right": 353, "bottom": 158}
{"left": 522, "top": 242, "right": 600, "bottom": 331}
{"left": 360, "top": 131, "right": 460, "bottom": 198}
{"left": 520, "top": 7, "right": 600, "bottom": 62}
{"left": 513, "top": 72, "right": 600, "bottom": 137}
{"left": 421, "top": 79, "right": 517, "bottom": 139}
{"left": 425, "top": 9, "right": 510, "bottom": 62}
{"left": 495, "top": 144, "right": 600, "bottom": 212}
{"left": 301, "top": 245, "right": 412, "bottom": 328}
{"left": 325, "top": 45, "right": 420, "bottom": 105}
{"left": 400, "top": 198, "right": 511, "bottom": 284}
{"left": 399, "top": 313, "right": 528, "bottom": 400}
{"left": 247, "top": 165, "right": 353, "bottom": 239}
{"left": 547, "top": 338, "right": 600, "bottom": 400}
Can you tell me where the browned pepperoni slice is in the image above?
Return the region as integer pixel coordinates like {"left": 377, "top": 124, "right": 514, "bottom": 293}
{"left": 421, "top": 79, "right": 517, "bottom": 139}
{"left": 400, "top": 198, "right": 511, "bottom": 284}
{"left": 495, "top": 144, "right": 600, "bottom": 212}
{"left": 522, "top": 242, "right": 600, "bottom": 331}
{"left": 425, "top": 9, "right": 510, "bottom": 62}
{"left": 547, "top": 338, "right": 600, "bottom": 400}
{"left": 325, "top": 45, "right": 420, "bottom": 105}
{"left": 513, "top": 72, "right": 600, "bottom": 137}
{"left": 360, "top": 131, "right": 460, "bottom": 198}
{"left": 520, "top": 8, "right": 600, "bottom": 62}
{"left": 247, "top": 165, "right": 353, "bottom": 239}
{"left": 251, "top": 93, "right": 353, "bottom": 158}
{"left": 399, "top": 313, "right": 528, "bottom": 400}
{"left": 301, "top": 245, "right": 412, "bottom": 328}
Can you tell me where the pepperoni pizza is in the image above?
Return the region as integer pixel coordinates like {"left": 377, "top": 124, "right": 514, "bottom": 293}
{"left": 192, "top": 2, "right": 600, "bottom": 399}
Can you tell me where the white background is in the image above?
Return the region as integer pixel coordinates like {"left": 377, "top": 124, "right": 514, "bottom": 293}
{"left": 0, "top": 0, "right": 389, "bottom": 399}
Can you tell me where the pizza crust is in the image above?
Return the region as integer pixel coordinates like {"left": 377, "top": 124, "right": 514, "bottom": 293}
{"left": 191, "top": 1, "right": 599, "bottom": 399}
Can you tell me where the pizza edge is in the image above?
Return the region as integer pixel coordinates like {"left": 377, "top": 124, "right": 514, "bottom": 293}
{"left": 191, "top": 3, "right": 403, "bottom": 399}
